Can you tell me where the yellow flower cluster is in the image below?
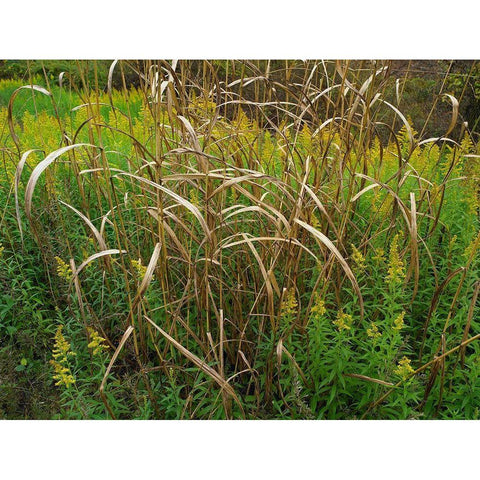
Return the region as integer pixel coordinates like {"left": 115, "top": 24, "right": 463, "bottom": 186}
{"left": 87, "top": 327, "right": 109, "bottom": 356}
{"left": 351, "top": 244, "right": 366, "bottom": 271}
{"left": 190, "top": 93, "right": 217, "bottom": 116}
{"left": 386, "top": 233, "right": 405, "bottom": 285}
{"left": 55, "top": 256, "right": 73, "bottom": 281}
{"left": 21, "top": 111, "right": 61, "bottom": 153}
{"left": 394, "top": 356, "right": 415, "bottom": 381}
{"left": 0, "top": 242, "right": 4, "bottom": 258}
{"left": 280, "top": 288, "right": 298, "bottom": 318}
{"left": 50, "top": 325, "right": 76, "bottom": 388}
{"left": 132, "top": 258, "right": 147, "bottom": 278}
{"left": 310, "top": 294, "right": 326, "bottom": 317}
{"left": 366, "top": 322, "right": 381, "bottom": 339}
{"left": 299, "top": 124, "right": 317, "bottom": 156}
{"left": 334, "top": 311, "right": 353, "bottom": 332}
{"left": 393, "top": 311, "right": 406, "bottom": 331}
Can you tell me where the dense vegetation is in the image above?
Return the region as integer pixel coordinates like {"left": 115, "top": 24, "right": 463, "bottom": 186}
{"left": 0, "top": 60, "right": 479, "bottom": 419}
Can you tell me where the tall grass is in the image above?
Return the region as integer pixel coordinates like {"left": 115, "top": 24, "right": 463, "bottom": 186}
{"left": 1, "top": 60, "right": 479, "bottom": 419}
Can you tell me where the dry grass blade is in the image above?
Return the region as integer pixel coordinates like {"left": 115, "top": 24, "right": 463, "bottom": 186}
{"left": 144, "top": 315, "right": 245, "bottom": 417}
{"left": 301, "top": 183, "right": 341, "bottom": 239}
{"left": 443, "top": 93, "right": 459, "bottom": 137}
{"left": 147, "top": 209, "right": 192, "bottom": 262}
{"left": 113, "top": 172, "right": 212, "bottom": 240}
{"left": 216, "top": 236, "right": 318, "bottom": 262}
{"left": 407, "top": 192, "right": 420, "bottom": 301}
{"left": 137, "top": 242, "right": 162, "bottom": 298}
{"left": 25, "top": 144, "right": 96, "bottom": 220}
{"left": 241, "top": 233, "right": 279, "bottom": 314}
{"left": 15, "top": 149, "right": 42, "bottom": 245}
{"left": 343, "top": 373, "right": 394, "bottom": 387}
{"left": 295, "top": 218, "right": 364, "bottom": 318}
{"left": 59, "top": 200, "right": 107, "bottom": 250}
{"left": 72, "top": 249, "right": 126, "bottom": 279}
{"left": 277, "top": 340, "right": 310, "bottom": 387}
{"left": 107, "top": 59, "right": 119, "bottom": 110}
{"left": 8, "top": 85, "right": 51, "bottom": 151}
{"left": 380, "top": 100, "right": 415, "bottom": 154}
{"left": 350, "top": 183, "right": 381, "bottom": 203}
{"left": 353, "top": 173, "right": 412, "bottom": 228}
{"left": 177, "top": 115, "right": 207, "bottom": 172}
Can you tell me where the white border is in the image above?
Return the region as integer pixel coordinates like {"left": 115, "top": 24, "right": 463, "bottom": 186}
{"left": 1, "top": 0, "right": 479, "bottom": 58}
{"left": 1, "top": 420, "right": 478, "bottom": 478}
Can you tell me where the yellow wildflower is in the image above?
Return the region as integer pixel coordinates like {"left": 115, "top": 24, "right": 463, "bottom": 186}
{"left": 0, "top": 242, "right": 4, "bottom": 258}
{"left": 310, "top": 294, "right": 326, "bottom": 317}
{"left": 280, "top": 288, "right": 298, "bottom": 318}
{"left": 393, "top": 311, "right": 406, "bottom": 331}
{"left": 50, "top": 325, "right": 76, "bottom": 388}
{"left": 334, "top": 311, "right": 353, "bottom": 332}
{"left": 55, "top": 256, "right": 73, "bottom": 281}
{"left": 351, "top": 244, "right": 366, "bottom": 271}
{"left": 51, "top": 325, "right": 75, "bottom": 360}
{"left": 386, "top": 233, "right": 405, "bottom": 285}
{"left": 190, "top": 93, "right": 217, "bottom": 116}
{"left": 50, "top": 360, "right": 76, "bottom": 389}
{"left": 87, "top": 327, "right": 109, "bottom": 356}
{"left": 366, "top": 322, "right": 381, "bottom": 339}
{"left": 394, "top": 356, "right": 415, "bottom": 380}
{"left": 132, "top": 258, "right": 147, "bottom": 278}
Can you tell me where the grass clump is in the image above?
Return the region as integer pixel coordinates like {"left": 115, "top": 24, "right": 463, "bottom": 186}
{"left": 0, "top": 60, "right": 479, "bottom": 419}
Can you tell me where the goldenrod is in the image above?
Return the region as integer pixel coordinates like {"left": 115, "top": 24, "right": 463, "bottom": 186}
{"left": 393, "top": 311, "right": 406, "bottom": 331}
{"left": 310, "top": 294, "right": 326, "bottom": 317}
{"left": 50, "top": 325, "right": 76, "bottom": 388}
{"left": 280, "top": 288, "right": 298, "bottom": 318}
{"left": 367, "top": 322, "right": 381, "bottom": 339}
{"left": 55, "top": 256, "right": 73, "bottom": 281}
{"left": 334, "top": 311, "right": 353, "bottom": 331}
{"left": 87, "top": 327, "right": 109, "bottom": 356}
{"left": 394, "top": 356, "right": 415, "bottom": 381}
{"left": 386, "top": 233, "right": 405, "bottom": 285}
{"left": 132, "top": 258, "right": 147, "bottom": 278}
{"left": 351, "top": 244, "right": 366, "bottom": 271}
